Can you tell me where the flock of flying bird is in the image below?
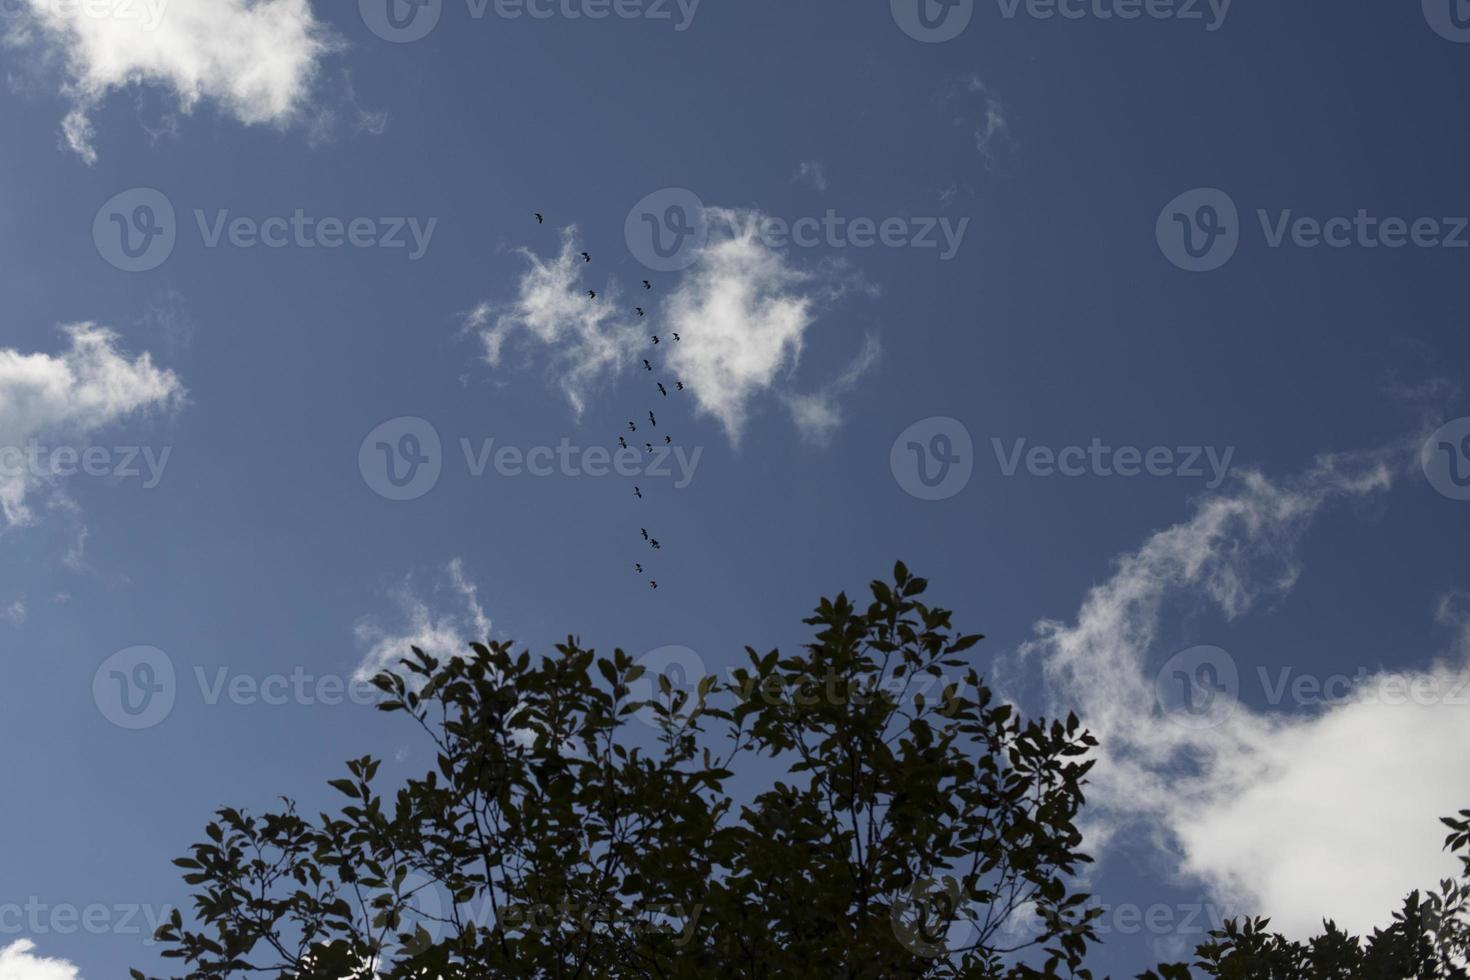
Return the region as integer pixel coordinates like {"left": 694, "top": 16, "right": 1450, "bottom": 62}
{"left": 535, "top": 212, "right": 687, "bottom": 590}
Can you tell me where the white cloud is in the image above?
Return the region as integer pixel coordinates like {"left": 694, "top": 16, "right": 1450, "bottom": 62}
{"left": 0, "top": 940, "right": 81, "bottom": 980}
{"left": 468, "top": 214, "right": 875, "bottom": 445}
{"left": 794, "top": 161, "right": 828, "bottom": 192}
{"left": 1016, "top": 437, "right": 1470, "bottom": 939}
{"left": 662, "top": 209, "right": 870, "bottom": 445}
{"left": 0, "top": 323, "right": 183, "bottom": 528}
{"left": 466, "top": 229, "right": 642, "bottom": 418}
{"left": 353, "top": 559, "right": 492, "bottom": 683}
{"left": 8, "top": 0, "right": 333, "bottom": 163}
{"left": 0, "top": 599, "right": 25, "bottom": 624}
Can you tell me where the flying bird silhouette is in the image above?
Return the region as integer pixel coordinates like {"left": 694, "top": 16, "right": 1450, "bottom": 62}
{"left": 634, "top": 486, "right": 643, "bottom": 499}
{"left": 648, "top": 411, "right": 657, "bottom": 427}
{"left": 642, "top": 359, "right": 652, "bottom": 371}
{"left": 535, "top": 213, "right": 543, "bottom": 224}
{"left": 628, "top": 421, "right": 637, "bottom": 432}
{"left": 645, "top": 442, "right": 653, "bottom": 453}
{"left": 650, "top": 539, "right": 661, "bottom": 550}
{"left": 650, "top": 580, "right": 658, "bottom": 589}
{"left": 636, "top": 563, "right": 643, "bottom": 574}
{"left": 641, "top": 528, "right": 649, "bottom": 541}
{"left": 657, "top": 383, "right": 667, "bottom": 397}
{"left": 665, "top": 435, "right": 672, "bottom": 445}
{"left": 676, "top": 381, "right": 685, "bottom": 391}
{"left": 642, "top": 280, "right": 652, "bottom": 289}
{"left": 636, "top": 308, "right": 645, "bottom": 317}
{"left": 581, "top": 252, "right": 591, "bottom": 262}
{"left": 651, "top": 335, "right": 660, "bottom": 345}
{"left": 587, "top": 290, "right": 597, "bottom": 299}
{"left": 619, "top": 436, "right": 628, "bottom": 449}
{"left": 672, "top": 332, "right": 681, "bottom": 342}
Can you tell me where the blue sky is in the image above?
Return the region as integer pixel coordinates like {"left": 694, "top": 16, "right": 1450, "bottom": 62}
{"left": 2, "top": 0, "right": 1470, "bottom": 976}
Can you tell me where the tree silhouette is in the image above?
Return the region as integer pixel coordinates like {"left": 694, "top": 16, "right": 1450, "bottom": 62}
{"left": 141, "top": 564, "right": 1470, "bottom": 979}
{"left": 1145, "top": 810, "right": 1470, "bottom": 979}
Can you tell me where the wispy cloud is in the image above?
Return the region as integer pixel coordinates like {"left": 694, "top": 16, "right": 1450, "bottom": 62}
{"left": 465, "top": 228, "right": 642, "bottom": 418}
{"left": 0, "top": 940, "right": 80, "bottom": 980}
{"left": 0, "top": 324, "right": 183, "bottom": 529}
{"left": 136, "top": 289, "right": 195, "bottom": 355}
{"left": 1015, "top": 433, "right": 1470, "bottom": 937}
{"left": 6, "top": 0, "right": 334, "bottom": 163}
{"left": 942, "top": 75, "right": 1010, "bottom": 167}
{"left": 782, "top": 332, "right": 881, "bottom": 447}
{"left": 794, "top": 160, "right": 828, "bottom": 192}
{"left": 353, "top": 558, "right": 492, "bottom": 683}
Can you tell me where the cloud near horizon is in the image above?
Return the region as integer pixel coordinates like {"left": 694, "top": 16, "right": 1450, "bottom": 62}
{"left": 6, "top": 0, "right": 333, "bottom": 163}
{"left": 1015, "top": 435, "right": 1470, "bottom": 939}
